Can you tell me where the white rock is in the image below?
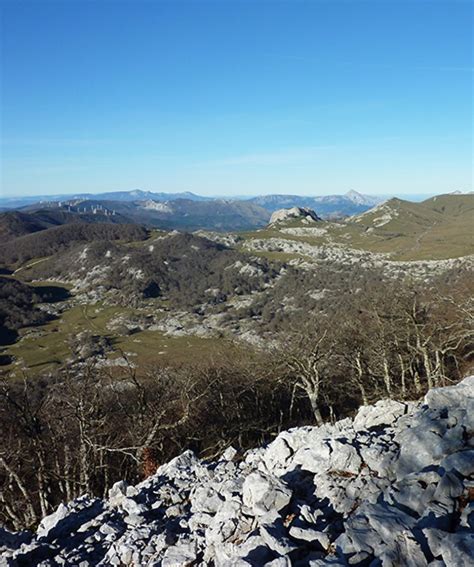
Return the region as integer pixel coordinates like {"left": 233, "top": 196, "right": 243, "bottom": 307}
{"left": 289, "top": 525, "right": 330, "bottom": 548}
{"left": 221, "top": 446, "right": 238, "bottom": 461}
{"left": 424, "top": 376, "right": 474, "bottom": 410}
{"left": 161, "top": 542, "right": 196, "bottom": 566}
{"left": 353, "top": 399, "right": 408, "bottom": 430}
{"left": 37, "top": 503, "right": 69, "bottom": 539}
{"left": 190, "top": 485, "right": 224, "bottom": 514}
{"left": 270, "top": 207, "right": 320, "bottom": 225}
{"left": 424, "top": 529, "right": 474, "bottom": 567}
{"left": 328, "top": 439, "right": 361, "bottom": 474}
{"left": 4, "top": 376, "right": 474, "bottom": 566}
{"left": 440, "top": 450, "right": 474, "bottom": 476}
{"left": 242, "top": 471, "right": 292, "bottom": 516}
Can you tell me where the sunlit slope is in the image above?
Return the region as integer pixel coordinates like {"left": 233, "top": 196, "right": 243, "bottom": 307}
{"left": 243, "top": 195, "right": 474, "bottom": 261}
{"left": 351, "top": 198, "right": 442, "bottom": 231}
{"left": 346, "top": 195, "right": 474, "bottom": 260}
{"left": 423, "top": 193, "right": 474, "bottom": 217}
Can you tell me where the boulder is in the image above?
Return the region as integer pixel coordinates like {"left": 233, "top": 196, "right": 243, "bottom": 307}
{"left": 424, "top": 376, "right": 474, "bottom": 410}
{"left": 353, "top": 399, "right": 408, "bottom": 430}
{"left": 270, "top": 207, "right": 320, "bottom": 225}
{"left": 242, "top": 471, "right": 292, "bottom": 516}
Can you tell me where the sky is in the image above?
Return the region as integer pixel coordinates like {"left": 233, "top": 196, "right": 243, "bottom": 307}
{"left": 0, "top": 0, "right": 472, "bottom": 198}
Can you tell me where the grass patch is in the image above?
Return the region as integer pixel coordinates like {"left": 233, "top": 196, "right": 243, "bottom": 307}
{"left": 113, "top": 330, "right": 233, "bottom": 368}
{"left": 2, "top": 301, "right": 235, "bottom": 377}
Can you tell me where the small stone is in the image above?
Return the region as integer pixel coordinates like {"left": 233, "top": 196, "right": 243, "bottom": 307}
{"left": 221, "top": 446, "right": 238, "bottom": 461}
{"left": 289, "top": 525, "right": 330, "bottom": 549}
{"left": 441, "top": 450, "right": 474, "bottom": 477}
{"left": 161, "top": 542, "right": 196, "bottom": 567}
{"left": 264, "top": 557, "right": 292, "bottom": 566}
{"left": 242, "top": 471, "right": 292, "bottom": 516}
{"left": 191, "top": 485, "right": 224, "bottom": 514}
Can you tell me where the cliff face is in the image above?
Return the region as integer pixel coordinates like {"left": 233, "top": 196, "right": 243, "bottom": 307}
{"left": 1, "top": 377, "right": 473, "bottom": 566}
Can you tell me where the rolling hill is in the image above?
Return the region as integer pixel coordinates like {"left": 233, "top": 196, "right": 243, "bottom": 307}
{"left": 241, "top": 194, "right": 474, "bottom": 261}
{"left": 0, "top": 208, "right": 130, "bottom": 242}
{"left": 0, "top": 211, "right": 50, "bottom": 242}
{"left": 0, "top": 223, "right": 148, "bottom": 267}
{"left": 347, "top": 194, "right": 474, "bottom": 259}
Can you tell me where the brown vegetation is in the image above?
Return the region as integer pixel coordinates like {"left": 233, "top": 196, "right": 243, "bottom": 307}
{"left": 0, "top": 274, "right": 472, "bottom": 530}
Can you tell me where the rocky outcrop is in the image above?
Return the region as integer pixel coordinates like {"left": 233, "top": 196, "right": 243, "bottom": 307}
{"left": 269, "top": 207, "right": 321, "bottom": 225}
{"left": 1, "top": 377, "right": 473, "bottom": 566}
{"left": 244, "top": 236, "right": 474, "bottom": 279}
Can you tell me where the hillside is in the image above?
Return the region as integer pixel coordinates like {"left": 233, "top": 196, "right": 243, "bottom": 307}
{"left": 0, "top": 231, "right": 288, "bottom": 371}
{"left": 133, "top": 198, "right": 271, "bottom": 231}
{"left": 0, "top": 223, "right": 148, "bottom": 266}
{"left": 241, "top": 194, "right": 474, "bottom": 261}
{"left": 0, "top": 208, "right": 131, "bottom": 243}
{"left": 348, "top": 194, "right": 474, "bottom": 259}
{"left": 1, "top": 194, "right": 472, "bottom": 374}
{"left": 0, "top": 211, "right": 50, "bottom": 241}
{"left": 24, "top": 231, "right": 281, "bottom": 306}
{"left": 423, "top": 193, "right": 474, "bottom": 217}
{"left": 2, "top": 376, "right": 472, "bottom": 565}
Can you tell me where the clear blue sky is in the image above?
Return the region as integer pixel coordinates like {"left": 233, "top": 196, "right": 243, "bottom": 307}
{"left": 1, "top": 0, "right": 472, "bottom": 197}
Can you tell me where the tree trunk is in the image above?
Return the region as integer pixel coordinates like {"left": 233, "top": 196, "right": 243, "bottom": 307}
{"left": 398, "top": 353, "right": 407, "bottom": 397}
{"left": 355, "top": 353, "right": 369, "bottom": 405}
{"left": 308, "top": 391, "right": 324, "bottom": 426}
{"left": 382, "top": 357, "right": 392, "bottom": 398}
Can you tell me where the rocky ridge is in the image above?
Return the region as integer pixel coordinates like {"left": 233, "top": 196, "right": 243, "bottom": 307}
{"left": 244, "top": 236, "right": 474, "bottom": 278}
{"left": 1, "top": 377, "right": 473, "bottom": 566}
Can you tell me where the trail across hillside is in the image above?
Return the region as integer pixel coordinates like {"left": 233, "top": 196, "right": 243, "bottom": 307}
{"left": 13, "top": 257, "right": 50, "bottom": 274}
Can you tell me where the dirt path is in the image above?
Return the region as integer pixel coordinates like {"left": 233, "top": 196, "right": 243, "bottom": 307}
{"left": 411, "top": 221, "right": 439, "bottom": 254}
{"left": 13, "top": 257, "right": 50, "bottom": 274}
{"left": 81, "top": 304, "right": 100, "bottom": 332}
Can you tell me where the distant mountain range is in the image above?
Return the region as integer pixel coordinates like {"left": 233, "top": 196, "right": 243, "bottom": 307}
{"left": 0, "top": 190, "right": 386, "bottom": 231}
{"left": 247, "top": 190, "right": 383, "bottom": 217}
{"left": 0, "top": 198, "right": 270, "bottom": 235}
{"left": 0, "top": 190, "right": 210, "bottom": 210}
{"left": 1, "top": 189, "right": 471, "bottom": 234}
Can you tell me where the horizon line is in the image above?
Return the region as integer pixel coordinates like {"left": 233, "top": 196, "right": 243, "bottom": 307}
{"left": 1, "top": 188, "right": 470, "bottom": 202}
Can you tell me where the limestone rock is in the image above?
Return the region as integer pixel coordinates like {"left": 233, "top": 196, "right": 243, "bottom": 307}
{"left": 270, "top": 207, "right": 321, "bottom": 225}
{"left": 1, "top": 376, "right": 473, "bottom": 566}
{"left": 242, "top": 471, "right": 292, "bottom": 516}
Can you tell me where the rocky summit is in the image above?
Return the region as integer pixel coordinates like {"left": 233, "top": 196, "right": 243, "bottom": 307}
{"left": 1, "top": 377, "right": 473, "bottom": 566}
{"left": 269, "top": 207, "right": 321, "bottom": 225}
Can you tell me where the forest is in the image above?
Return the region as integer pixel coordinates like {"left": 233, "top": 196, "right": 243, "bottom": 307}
{"left": 1, "top": 272, "right": 472, "bottom": 530}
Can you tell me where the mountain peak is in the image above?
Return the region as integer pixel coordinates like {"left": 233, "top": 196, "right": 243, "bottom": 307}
{"left": 346, "top": 189, "right": 363, "bottom": 198}
{"left": 345, "top": 190, "right": 381, "bottom": 206}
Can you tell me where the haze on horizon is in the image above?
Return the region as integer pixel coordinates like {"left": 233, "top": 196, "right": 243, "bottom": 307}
{"left": 1, "top": 0, "right": 472, "bottom": 198}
